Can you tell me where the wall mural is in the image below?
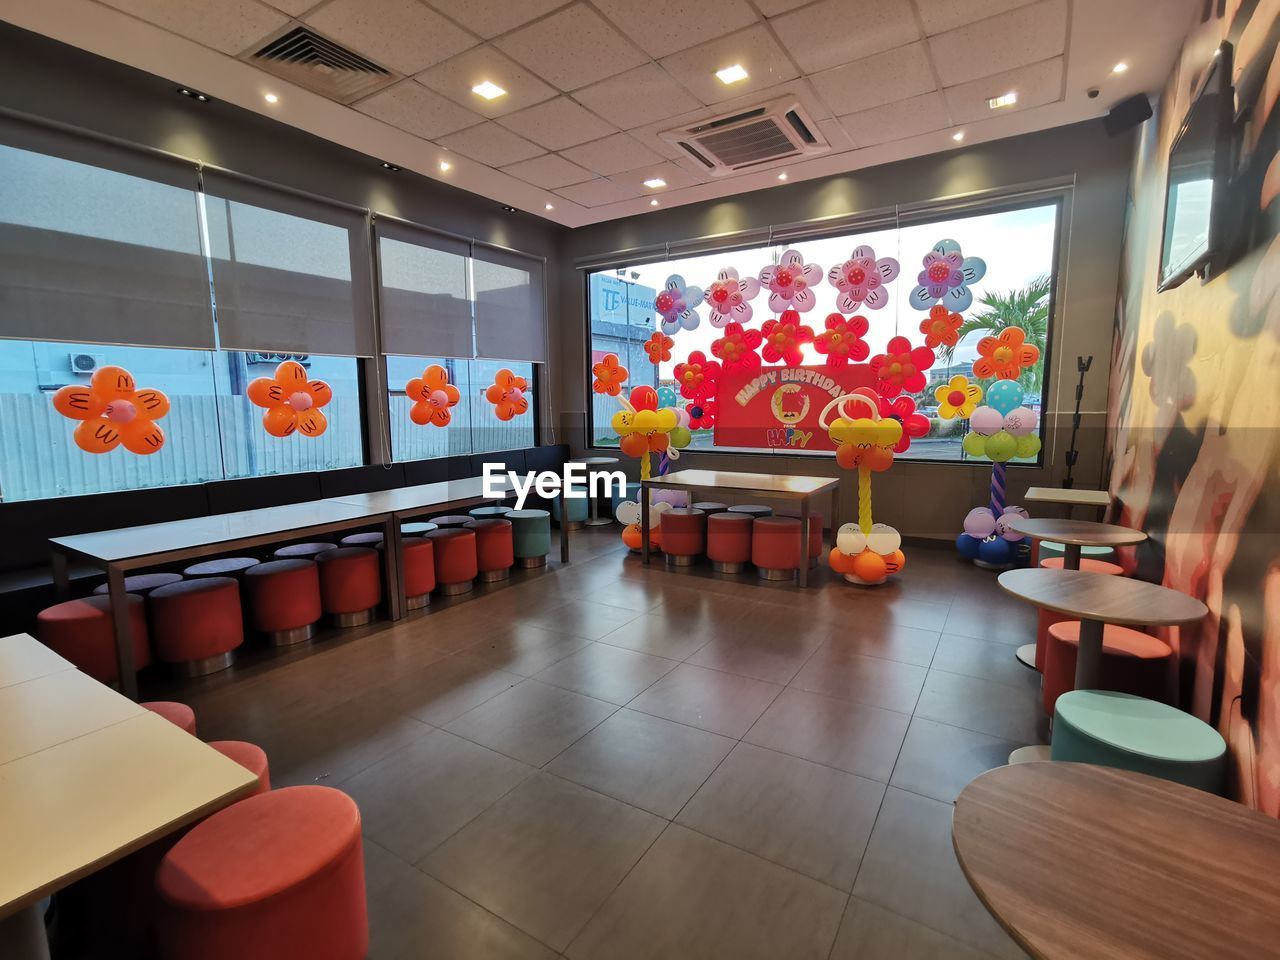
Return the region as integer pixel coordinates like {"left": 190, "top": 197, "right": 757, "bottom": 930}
{"left": 1106, "top": 0, "right": 1280, "bottom": 813}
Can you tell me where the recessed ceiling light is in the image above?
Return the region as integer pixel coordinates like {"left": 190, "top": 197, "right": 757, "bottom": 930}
{"left": 643, "top": 177, "right": 667, "bottom": 189}
{"left": 544, "top": 203, "right": 554, "bottom": 210}
{"left": 777, "top": 172, "right": 788, "bottom": 181}
{"left": 987, "top": 91, "right": 1018, "bottom": 109}
{"left": 439, "top": 160, "right": 451, "bottom": 172}
{"left": 1112, "top": 62, "right": 1129, "bottom": 74}
{"left": 952, "top": 130, "right": 965, "bottom": 142}
{"left": 650, "top": 199, "right": 660, "bottom": 206}
{"left": 716, "top": 64, "right": 748, "bottom": 85}
{"left": 472, "top": 80, "right": 507, "bottom": 100}
{"left": 501, "top": 205, "right": 518, "bottom": 213}
{"left": 264, "top": 92, "right": 279, "bottom": 104}
{"left": 177, "top": 87, "right": 210, "bottom": 103}
{"left": 381, "top": 161, "right": 401, "bottom": 172}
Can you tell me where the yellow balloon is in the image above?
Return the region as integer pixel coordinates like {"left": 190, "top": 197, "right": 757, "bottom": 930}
{"left": 654, "top": 408, "right": 677, "bottom": 431}
{"left": 876, "top": 418, "right": 903, "bottom": 447}
{"left": 611, "top": 410, "right": 635, "bottom": 434}
{"left": 632, "top": 410, "right": 659, "bottom": 432}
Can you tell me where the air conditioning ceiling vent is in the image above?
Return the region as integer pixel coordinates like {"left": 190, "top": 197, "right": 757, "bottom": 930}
{"left": 245, "top": 27, "right": 396, "bottom": 104}
{"left": 660, "top": 98, "right": 829, "bottom": 176}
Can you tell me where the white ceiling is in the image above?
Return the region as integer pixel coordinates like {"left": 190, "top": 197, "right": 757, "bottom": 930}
{"left": 1, "top": 0, "right": 1199, "bottom": 227}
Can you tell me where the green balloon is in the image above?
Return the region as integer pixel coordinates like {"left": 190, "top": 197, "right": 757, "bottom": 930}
{"left": 669, "top": 426, "right": 692, "bottom": 449}
{"left": 1015, "top": 434, "right": 1042, "bottom": 459}
{"left": 963, "top": 431, "right": 988, "bottom": 457}
{"left": 985, "top": 431, "right": 1018, "bottom": 462}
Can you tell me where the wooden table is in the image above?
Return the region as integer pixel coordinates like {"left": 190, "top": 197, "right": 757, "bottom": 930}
{"left": 640, "top": 470, "right": 841, "bottom": 588}
{"left": 1024, "top": 487, "right": 1110, "bottom": 518}
{"left": 952, "top": 761, "right": 1280, "bottom": 959}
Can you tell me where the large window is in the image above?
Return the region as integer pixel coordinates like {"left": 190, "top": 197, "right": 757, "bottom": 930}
{"left": 587, "top": 201, "right": 1060, "bottom": 463}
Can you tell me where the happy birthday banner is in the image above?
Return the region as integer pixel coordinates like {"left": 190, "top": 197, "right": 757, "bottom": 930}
{"left": 714, "top": 363, "right": 877, "bottom": 451}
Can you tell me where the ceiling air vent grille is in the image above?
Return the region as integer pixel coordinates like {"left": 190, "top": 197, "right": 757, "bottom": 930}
{"left": 660, "top": 97, "right": 829, "bottom": 177}
{"left": 246, "top": 27, "right": 396, "bottom": 104}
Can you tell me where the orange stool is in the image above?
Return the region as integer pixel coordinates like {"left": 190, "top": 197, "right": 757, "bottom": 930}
{"left": 659, "top": 508, "right": 705, "bottom": 566}
{"left": 37, "top": 595, "right": 151, "bottom": 685}
{"left": 149, "top": 578, "right": 244, "bottom": 677}
{"left": 92, "top": 572, "right": 183, "bottom": 597}
{"left": 751, "top": 516, "right": 802, "bottom": 580}
{"left": 339, "top": 532, "right": 384, "bottom": 547}
{"left": 425, "top": 528, "right": 477, "bottom": 596}
{"left": 316, "top": 547, "right": 381, "bottom": 627}
{"left": 692, "top": 501, "right": 728, "bottom": 516}
{"left": 273, "top": 542, "right": 334, "bottom": 560}
{"left": 707, "top": 512, "right": 752, "bottom": 573}
{"left": 429, "top": 514, "right": 473, "bottom": 529}
{"left": 244, "top": 559, "right": 322, "bottom": 646}
{"left": 209, "top": 740, "right": 272, "bottom": 796}
{"left": 156, "top": 786, "right": 367, "bottom": 960}
{"left": 465, "top": 518, "right": 514, "bottom": 582}
{"left": 402, "top": 537, "right": 436, "bottom": 609}
{"left": 143, "top": 701, "right": 196, "bottom": 736}
{"left": 1033, "top": 557, "right": 1126, "bottom": 671}
{"left": 183, "top": 558, "right": 259, "bottom": 579}
{"left": 1043, "top": 620, "right": 1172, "bottom": 714}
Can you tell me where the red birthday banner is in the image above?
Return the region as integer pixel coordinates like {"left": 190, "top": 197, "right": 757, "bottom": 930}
{"left": 714, "top": 364, "right": 877, "bottom": 451}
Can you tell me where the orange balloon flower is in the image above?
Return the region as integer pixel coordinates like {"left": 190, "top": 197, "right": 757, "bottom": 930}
{"left": 971, "top": 327, "right": 1040, "bottom": 381}
{"left": 52, "top": 365, "right": 169, "bottom": 455}
{"left": 485, "top": 368, "right": 530, "bottom": 421}
{"left": 592, "top": 353, "right": 628, "bottom": 395}
{"left": 247, "top": 360, "right": 332, "bottom": 438}
{"left": 920, "top": 304, "right": 963, "bottom": 349}
{"left": 406, "top": 364, "right": 461, "bottom": 427}
{"left": 643, "top": 331, "right": 674, "bottom": 364}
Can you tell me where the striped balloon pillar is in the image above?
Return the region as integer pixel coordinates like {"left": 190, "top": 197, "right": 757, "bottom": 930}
{"left": 989, "top": 461, "right": 1007, "bottom": 520}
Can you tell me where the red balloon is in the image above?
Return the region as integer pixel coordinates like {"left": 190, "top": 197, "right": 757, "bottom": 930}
{"left": 629, "top": 386, "right": 658, "bottom": 411}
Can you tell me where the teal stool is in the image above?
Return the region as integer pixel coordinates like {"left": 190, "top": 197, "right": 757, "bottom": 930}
{"left": 1040, "top": 540, "right": 1115, "bottom": 562}
{"left": 469, "top": 506, "right": 511, "bottom": 520}
{"left": 507, "top": 509, "right": 551, "bottom": 567}
{"left": 402, "top": 521, "right": 438, "bottom": 536}
{"left": 1051, "top": 690, "right": 1226, "bottom": 794}
{"left": 550, "top": 487, "right": 588, "bottom": 529}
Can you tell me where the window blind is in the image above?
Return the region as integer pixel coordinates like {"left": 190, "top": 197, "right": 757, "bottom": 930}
{"left": 472, "top": 245, "right": 545, "bottom": 363}
{"left": 375, "top": 219, "right": 473, "bottom": 359}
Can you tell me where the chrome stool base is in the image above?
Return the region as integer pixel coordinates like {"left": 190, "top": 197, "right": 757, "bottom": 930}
{"left": 174, "top": 651, "right": 234, "bottom": 677}
{"left": 479, "top": 568, "right": 510, "bottom": 582}
{"left": 757, "top": 566, "right": 797, "bottom": 581}
{"left": 439, "top": 580, "right": 474, "bottom": 596}
{"left": 712, "top": 560, "right": 745, "bottom": 574}
{"left": 267, "top": 624, "right": 314, "bottom": 647}
{"left": 665, "top": 554, "right": 696, "bottom": 567}
{"left": 406, "top": 593, "right": 431, "bottom": 610}
{"left": 516, "top": 555, "right": 547, "bottom": 568}
{"left": 332, "top": 609, "right": 374, "bottom": 628}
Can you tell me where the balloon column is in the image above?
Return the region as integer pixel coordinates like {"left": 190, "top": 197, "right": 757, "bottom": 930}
{"left": 53, "top": 365, "right": 170, "bottom": 455}
{"left": 248, "top": 360, "right": 333, "bottom": 439}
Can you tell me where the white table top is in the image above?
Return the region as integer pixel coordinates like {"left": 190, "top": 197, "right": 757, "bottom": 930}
{"left": 1024, "top": 486, "right": 1111, "bottom": 508}
{"left": 0, "top": 670, "right": 143, "bottom": 766}
{"left": 643, "top": 469, "right": 840, "bottom": 497}
{"left": 326, "top": 477, "right": 515, "bottom": 515}
{"left": 0, "top": 634, "right": 74, "bottom": 690}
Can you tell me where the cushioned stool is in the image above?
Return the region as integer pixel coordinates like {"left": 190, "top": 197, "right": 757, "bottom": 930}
{"left": 465, "top": 518, "right": 514, "bottom": 582}
{"left": 707, "top": 512, "right": 752, "bottom": 573}
{"left": 507, "top": 509, "right": 551, "bottom": 567}
{"left": 752, "top": 516, "right": 802, "bottom": 580}
{"left": 730, "top": 504, "right": 773, "bottom": 519}
{"left": 182, "top": 558, "right": 259, "bottom": 579}
{"left": 316, "top": 548, "right": 381, "bottom": 627}
{"left": 339, "top": 531, "right": 384, "bottom": 547}
{"left": 401, "top": 521, "right": 438, "bottom": 535}
{"left": 659, "top": 508, "right": 705, "bottom": 566}
{"left": 274, "top": 542, "right": 334, "bottom": 560}
{"left": 469, "top": 505, "right": 511, "bottom": 520}
{"left": 149, "top": 578, "right": 243, "bottom": 677}
{"left": 429, "top": 514, "right": 473, "bottom": 529}
{"left": 93, "top": 572, "right": 183, "bottom": 597}
{"left": 209, "top": 741, "right": 271, "bottom": 796}
{"left": 1051, "top": 690, "right": 1226, "bottom": 793}
{"left": 402, "top": 537, "right": 436, "bottom": 609}
{"left": 693, "top": 501, "right": 729, "bottom": 517}
{"left": 143, "top": 701, "right": 196, "bottom": 735}
{"left": 426, "top": 528, "right": 477, "bottom": 595}
{"left": 1034, "top": 540, "right": 1116, "bottom": 566}
{"left": 156, "top": 785, "right": 367, "bottom": 960}
{"left": 1032, "top": 557, "right": 1127, "bottom": 672}
{"left": 1043, "top": 620, "right": 1171, "bottom": 713}
{"left": 37, "top": 595, "right": 151, "bottom": 685}
{"left": 550, "top": 489, "right": 588, "bottom": 529}
{"left": 244, "top": 559, "right": 322, "bottom": 645}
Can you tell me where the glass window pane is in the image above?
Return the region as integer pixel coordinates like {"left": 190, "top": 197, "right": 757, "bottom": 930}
{"left": 469, "top": 359, "right": 535, "bottom": 454}
{"left": 387, "top": 355, "right": 474, "bottom": 461}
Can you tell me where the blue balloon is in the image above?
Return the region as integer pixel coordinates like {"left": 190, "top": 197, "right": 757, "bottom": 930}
{"left": 986, "top": 380, "right": 1024, "bottom": 416}
{"left": 977, "top": 536, "right": 1014, "bottom": 566}
{"left": 657, "top": 386, "right": 677, "bottom": 408}
{"left": 955, "top": 533, "right": 981, "bottom": 559}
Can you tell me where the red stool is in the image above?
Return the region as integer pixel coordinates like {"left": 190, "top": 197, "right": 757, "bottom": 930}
{"left": 430, "top": 515, "right": 473, "bottom": 529}
{"left": 183, "top": 558, "right": 259, "bottom": 579}
{"left": 149, "top": 578, "right": 244, "bottom": 676}
{"left": 751, "top": 516, "right": 802, "bottom": 580}
{"left": 316, "top": 547, "right": 381, "bottom": 627}
{"left": 707, "top": 512, "right": 752, "bottom": 573}
{"left": 37, "top": 595, "right": 151, "bottom": 686}
{"left": 425, "top": 528, "right": 477, "bottom": 596}
{"left": 403, "top": 537, "right": 436, "bottom": 609}
{"left": 143, "top": 701, "right": 196, "bottom": 735}
{"left": 1033, "top": 556, "right": 1126, "bottom": 671}
{"left": 156, "top": 786, "right": 367, "bottom": 960}
{"left": 464, "top": 518, "right": 513, "bottom": 583}
{"left": 1043, "top": 620, "right": 1172, "bottom": 713}
{"left": 659, "top": 508, "right": 705, "bottom": 566}
{"left": 273, "top": 542, "right": 334, "bottom": 560}
{"left": 92, "top": 572, "right": 183, "bottom": 597}
{"left": 244, "top": 559, "right": 323, "bottom": 645}
{"left": 209, "top": 740, "right": 272, "bottom": 796}
{"left": 339, "top": 532, "right": 384, "bottom": 547}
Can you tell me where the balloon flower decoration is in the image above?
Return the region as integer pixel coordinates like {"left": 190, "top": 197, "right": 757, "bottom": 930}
{"left": 593, "top": 353, "right": 691, "bottom": 482}
{"left": 406, "top": 364, "right": 460, "bottom": 427}
{"left": 53, "top": 365, "right": 170, "bottom": 455}
{"left": 655, "top": 275, "right": 704, "bottom": 335}
{"left": 248, "top": 360, "right": 332, "bottom": 438}
{"left": 484, "top": 369, "right": 529, "bottom": 421}
{"left": 819, "top": 388, "right": 905, "bottom": 585}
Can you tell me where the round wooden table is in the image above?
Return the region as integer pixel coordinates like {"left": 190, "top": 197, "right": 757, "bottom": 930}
{"left": 952, "top": 762, "right": 1280, "bottom": 959}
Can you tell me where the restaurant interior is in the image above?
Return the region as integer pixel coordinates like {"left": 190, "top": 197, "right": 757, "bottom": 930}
{"left": 1, "top": 0, "right": 1278, "bottom": 957}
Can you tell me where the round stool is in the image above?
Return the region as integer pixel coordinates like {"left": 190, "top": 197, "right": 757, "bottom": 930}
{"left": 209, "top": 740, "right": 271, "bottom": 796}
{"left": 149, "top": 578, "right": 243, "bottom": 676}
{"left": 156, "top": 786, "right": 367, "bottom": 960}
{"left": 429, "top": 515, "right": 472, "bottom": 529}
{"left": 93, "top": 572, "right": 183, "bottom": 597}
{"left": 1032, "top": 557, "right": 1127, "bottom": 672}
{"left": 401, "top": 521, "right": 438, "bottom": 536}
{"left": 1043, "top": 621, "right": 1172, "bottom": 714}
{"left": 274, "top": 542, "right": 334, "bottom": 560}
{"left": 403, "top": 538, "right": 436, "bottom": 610}
{"left": 339, "top": 532, "right": 384, "bottom": 547}
{"left": 1051, "top": 690, "right": 1226, "bottom": 793}
{"left": 465, "top": 518, "right": 514, "bottom": 582}
{"left": 730, "top": 504, "right": 773, "bottom": 519}
{"left": 37, "top": 595, "right": 151, "bottom": 685}
{"left": 659, "top": 508, "right": 705, "bottom": 566}
{"left": 316, "top": 548, "right": 381, "bottom": 627}
{"left": 550, "top": 491, "right": 588, "bottom": 530}
{"left": 751, "top": 516, "right": 801, "bottom": 580}
{"left": 1035, "top": 540, "right": 1116, "bottom": 565}
{"left": 143, "top": 701, "right": 196, "bottom": 736}
{"left": 692, "top": 501, "right": 729, "bottom": 517}
{"left": 182, "top": 558, "right": 260, "bottom": 579}
{"left": 706, "top": 512, "right": 752, "bottom": 573}
{"left": 468, "top": 506, "right": 511, "bottom": 520}
{"left": 507, "top": 509, "right": 551, "bottom": 567}
{"left": 244, "top": 559, "right": 322, "bottom": 645}
{"left": 425, "top": 528, "right": 477, "bottom": 595}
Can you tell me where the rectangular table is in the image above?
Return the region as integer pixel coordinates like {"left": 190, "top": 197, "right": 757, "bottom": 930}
{"left": 1024, "top": 486, "right": 1110, "bottom": 518}
{"left": 0, "top": 635, "right": 74, "bottom": 690}
{"left": 640, "top": 470, "right": 841, "bottom": 588}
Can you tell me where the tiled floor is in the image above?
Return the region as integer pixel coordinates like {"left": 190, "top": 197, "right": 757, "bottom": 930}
{"left": 173, "top": 527, "right": 1046, "bottom": 959}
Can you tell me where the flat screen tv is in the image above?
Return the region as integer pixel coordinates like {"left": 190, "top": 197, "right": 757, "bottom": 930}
{"left": 1158, "top": 41, "right": 1234, "bottom": 291}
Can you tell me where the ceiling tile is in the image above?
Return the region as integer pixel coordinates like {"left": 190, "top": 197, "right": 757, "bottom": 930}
{"left": 437, "top": 121, "right": 545, "bottom": 166}
{"left": 571, "top": 63, "right": 703, "bottom": 129}
{"left": 497, "top": 96, "right": 617, "bottom": 150}
{"left": 592, "top": 0, "right": 759, "bottom": 59}
{"left": 305, "top": 0, "right": 477, "bottom": 75}
{"left": 771, "top": 0, "right": 920, "bottom": 74}
{"left": 839, "top": 91, "right": 952, "bottom": 148}
{"left": 416, "top": 45, "right": 557, "bottom": 118}
{"left": 755, "top": 0, "right": 810, "bottom": 13}
{"left": 502, "top": 153, "right": 596, "bottom": 188}
{"left": 99, "top": 0, "right": 288, "bottom": 56}
{"left": 915, "top": 0, "right": 1038, "bottom": 35}
{"left": 816, "top": 116, "right": 853, "bottom": 151}
{"left": 943, "top": 56, "right": 1063, "bottom": 123}
{"left": 555, "top": 178, "right": 640, "bottom": 206}
{"left": 262, "top": 0, "right": 315, "bottom": 15}
{"left": 562, "top": 132, "right": 667, "bottom": 176}
{"left": 625, "top": 109, "right": 712, "bottom": 159}
{"left": 928, "top": 0, "right": 1066, "bottom": 86}
{"left": 809, "top": 42, "right": 937, "bottom": 115}
{"left": 421, "top": 0, "right": 568, "bottom": 39}
{"left": 356, "top": 80, "right": 484, "bottom": 139}
{"left": 607, "top": 160, "right": 701, "bottom": 194}
{"left": 659, "top": 25, "right": 800, "bottom": 105}
{"left": 494, "top": 4, "right": 648, "bottom": 91}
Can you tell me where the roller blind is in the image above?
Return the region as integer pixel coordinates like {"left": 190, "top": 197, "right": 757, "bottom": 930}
{"left": 203, "top": 171, "right": 375, "bottom": 357}
{"left": 472, "top": 246, "right": 545, "bottom": 363}
{"left": 0, "top": 118, "right": 214, "bottom": 349}
{"left": 375, "top": 219, "right": 473, "bottom": 359}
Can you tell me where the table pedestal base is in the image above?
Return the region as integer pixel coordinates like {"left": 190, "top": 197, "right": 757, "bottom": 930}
{"left": 1015, "top": 644, "right": 1037, "bottom": 670}
{"left": 1008, "top": 745, "right": 1052, "bottom": 764}
{"left": 0, "top": 904, "right": 50, "bottom": 960}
